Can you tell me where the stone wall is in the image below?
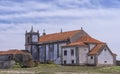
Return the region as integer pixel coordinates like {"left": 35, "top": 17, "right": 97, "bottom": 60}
{"left": 0, "top": 60, "right": 15, "bottom": 69}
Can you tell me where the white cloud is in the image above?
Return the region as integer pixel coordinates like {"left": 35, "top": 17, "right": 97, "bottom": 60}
{"left": 0, "top": 0, "right": 120, "bottom": 59}
{"left": 0, "top": 8, "right": 119, "bottom": 22}
{"left": 0, "top": 0, "right": 55, "bottom": 13}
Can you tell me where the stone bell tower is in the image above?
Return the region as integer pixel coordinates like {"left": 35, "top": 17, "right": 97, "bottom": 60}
{"left": 25, "top": 26, "right": 39, "bottom": 60}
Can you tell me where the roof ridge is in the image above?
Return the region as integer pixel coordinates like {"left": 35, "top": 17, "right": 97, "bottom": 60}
{"left": 77, "top": 35, "right": 104, "bottom": 44}
{"left": 39, "top": 29, "right": 81, "bottom": 43}
{"left": 41, "top": 29, "right": 81, "bottom": 36}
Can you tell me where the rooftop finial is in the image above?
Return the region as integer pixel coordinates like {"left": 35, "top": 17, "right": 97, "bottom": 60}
{"left": 31, "top": 26, "right": 33, "bottom": 32}
{"left": 81, "top": 27, "right": 83, "bottom": 30}
{"left": 43, "top": 29, "right": 46, "bottom": 35}
{"left": 61, "top": 28, "right": 63, "bottom": 33}
{"left": 26, "top": 30, "right": 27, "bottom": 33}
{"left": 37, "top": 30, "right": 39, "bottom": 33}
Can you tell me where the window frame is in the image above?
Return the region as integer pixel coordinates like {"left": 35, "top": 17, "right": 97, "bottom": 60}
{"left": 64, "top": 60, "right": 66, "bottom": 64}
{"left": 64, "top": 50, "right": 67, "bottom": 56}
{"left": 71, "top": 60, "right": 74, "bottom": 64}
{"left": 91, "top": 56, "right": 93, "bottom": 59}
{"left": 104, "top": 48, "right": 107, "bottom": 51}
{"left": 104, "top": 61, "right": 107, "bottom": 63}
{"left": 71, "top": 49, "right": 74, "bottom": 56}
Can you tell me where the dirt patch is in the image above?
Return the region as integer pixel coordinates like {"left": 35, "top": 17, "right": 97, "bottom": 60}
{"left": 56, "top": 72, "right": 114, "bottom": 74}
{"left": 0, "top": 70, "right": 35, "bottom": 74}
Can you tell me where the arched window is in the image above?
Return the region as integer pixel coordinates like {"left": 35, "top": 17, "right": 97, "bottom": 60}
{"left": 27, "top": 37, "right": 30, "bottom": 43}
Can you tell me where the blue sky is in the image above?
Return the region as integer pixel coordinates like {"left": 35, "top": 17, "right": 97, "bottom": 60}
{"left": 0, "top": 0, "right": 120, "bottom": 59}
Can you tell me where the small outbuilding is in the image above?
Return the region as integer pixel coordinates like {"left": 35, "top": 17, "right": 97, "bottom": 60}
{"left": 0, "top": 49, "right": 33, "bottom": 69}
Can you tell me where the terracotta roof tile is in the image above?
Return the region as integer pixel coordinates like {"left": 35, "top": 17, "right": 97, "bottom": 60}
{"left": 77, "top": 36, "right": 103, "bottom": 44}
{"left": 62, "top": 42, "right": 86, "bottom": 47}
{"left": 39, "top": 30, "right": 81, "bottom": 43}
{"left": 89, "top": 44, "right": 105, "bottom": 55}
{"left": 0, "top": 49, "right": 25, "bottom": 55}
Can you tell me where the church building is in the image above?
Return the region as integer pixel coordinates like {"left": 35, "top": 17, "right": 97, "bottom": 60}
{"left": 25, "top": 27, "right": 116, "bottom": 66}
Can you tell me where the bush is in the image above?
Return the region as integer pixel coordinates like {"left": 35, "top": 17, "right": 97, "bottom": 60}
{"left": 34, "top": 60, "right": 39, "bottom": 67}
{"left": 12, "top": 62, "right": 21, "bottom": 68}
{"left": 46, "top": 60, "right": 54, "bottom": 64}
{"left": 13, "top": 52, "right": 34, "bottom": 68}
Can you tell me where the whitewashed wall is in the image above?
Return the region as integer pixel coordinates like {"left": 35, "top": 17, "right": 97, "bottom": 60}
{"left": 62, "top": 47, "right": 76, "bottom": 64}
{"left": 26, "top": 45, "right": 31, "bottom": 52}
{"left": 39, "top": 45, "right": 45, "bottom": 62}
{"left": 89, "top": 44, "right": 96, "bottom": 50}
{"left": 88, "top": 56, "right": 95, "bottom": 65}
{"left": 31, "top": 45, "right": 38, "bottom": 60}
{"left": 98, "top": 47, "right": 113, "bottom": 65}
{"left": 59, "top": 43, "right": 66, "bottom": 57}
{"left": 78, "top": 47, "right": 88, "bottom": 65}
{"left": 54, "top": 44, "right": 58, "bottom": 60}
{"left": 46, "top": 44, "right": 49, "bottom": 61}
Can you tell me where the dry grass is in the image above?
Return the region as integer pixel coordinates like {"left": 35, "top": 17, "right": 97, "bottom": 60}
{"left": 0, "top": 64, "right": 120, "bottom": 74}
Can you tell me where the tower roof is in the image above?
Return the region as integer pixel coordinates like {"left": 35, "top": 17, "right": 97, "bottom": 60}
{"left": 26, "top": 26, "right": 39, "bottom": 34}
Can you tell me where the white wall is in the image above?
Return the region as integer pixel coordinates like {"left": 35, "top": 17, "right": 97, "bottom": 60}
{"left": 78, "top": 47, "right": 89, "bottom": 65}
{"left": 54, "top": 44, "right": 57, "bottom": 60}
{"left": 59, "top": 43, "right": 66, "bottom": 57}
{"left": 62, "top": 47, "right": 76, "bottom": 64}
{"left": 98, "top": 47, "right": 113, "bottom": 65}
{"left": 26, "top": 45, "right": 31, "bottom": 52}
{"left": 46, "top": 44, "right": 49, "bottom": 61}
{"left": 88, "top": 56, "right": 95, "bottom": 65}
{"left": 89, "top": 44, "right": 96, "bottom": 51}
{"left": 39, "top": 45, "right": 45, "bottom": 62}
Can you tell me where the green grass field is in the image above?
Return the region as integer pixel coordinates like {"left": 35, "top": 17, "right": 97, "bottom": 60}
{"left": 0, "top": 64, "right": 120, "bottom": 74}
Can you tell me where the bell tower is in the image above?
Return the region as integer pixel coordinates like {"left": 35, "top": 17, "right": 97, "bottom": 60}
{"left": 25, "top": 26, "right": 39, "bottom": 60}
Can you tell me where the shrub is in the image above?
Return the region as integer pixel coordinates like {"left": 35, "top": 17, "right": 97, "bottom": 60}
{"left": 34, "top": 60, "right": 39, "bottom": 67}
{"left": 46, "top": 60, "right": 54, "bottom": 64}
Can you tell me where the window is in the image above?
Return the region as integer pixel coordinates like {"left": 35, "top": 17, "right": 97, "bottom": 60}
{"left": 64, "top": 60, "right": 66, "bottom": 64}
{"left": 91, "top": 56, "right": 93, "bottom": 59}
{"left": 27, "top": 37, "right": 30, "bottom": 43}
{"left": 64, "top": 50, "right": 67, "bottom": 56}
{"left": 104, "top": 61, "right": 107, "bottom": 63}
{"left": 71, "top": 49, "right": 74, "bottom": 56}
{"left": 71, "top": 60, "right": 74, "bottom": 64}
{"left": 104, "top": 49, "right": 107, "bottom": 51}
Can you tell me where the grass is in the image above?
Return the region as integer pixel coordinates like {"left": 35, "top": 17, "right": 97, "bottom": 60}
{"left": 0, "top": 64, "right": 120, "bottom": 74}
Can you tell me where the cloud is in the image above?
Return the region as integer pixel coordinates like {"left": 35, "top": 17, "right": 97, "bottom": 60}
{"left": 0, "top": 0, "right": 120, "bottom": 59}
{"left": 0, "top": 8, "right": 119, "bottom": 25}
{"left": 54, "top": 0, "right": 120, "bottom": 8}
{"left": 0, "top": 0, "right": 120, "bottom": 25}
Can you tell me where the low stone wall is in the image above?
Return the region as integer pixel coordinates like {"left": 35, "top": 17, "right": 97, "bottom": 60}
{"left": 0, "top": 60, "right": 15, "bottom": 69}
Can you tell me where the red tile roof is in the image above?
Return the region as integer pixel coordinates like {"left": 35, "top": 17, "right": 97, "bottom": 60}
{"left": 89, "top": 44, "right": 105, "bottom": 55}
{"left": 0, "top": 49, "right": 25, "bottom": 55}
{"left": 62, "top": 42, "right": 86, "bottom": 47}
{"left": 39, "top": 30, "right": 81, "bottom": 43}
{"left": 77, "top": 36, "right": 103, "bottom": 44}
{"left": 62, "top": 36, "right": 103, "bottom": 47}
{"left": 39, "top": 29, "right": 109, "bottom": 55}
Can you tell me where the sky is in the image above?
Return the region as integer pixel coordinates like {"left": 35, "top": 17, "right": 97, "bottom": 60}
{"left": 0, "top": 0, "right": 120, "bottom": 59}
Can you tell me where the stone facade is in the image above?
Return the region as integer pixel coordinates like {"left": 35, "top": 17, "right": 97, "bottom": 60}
{"left": 25, "top": 27, "right": 116, "bottom": 66}
{"left": 62, "top": 44, "right": 116, "bottom": 66}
